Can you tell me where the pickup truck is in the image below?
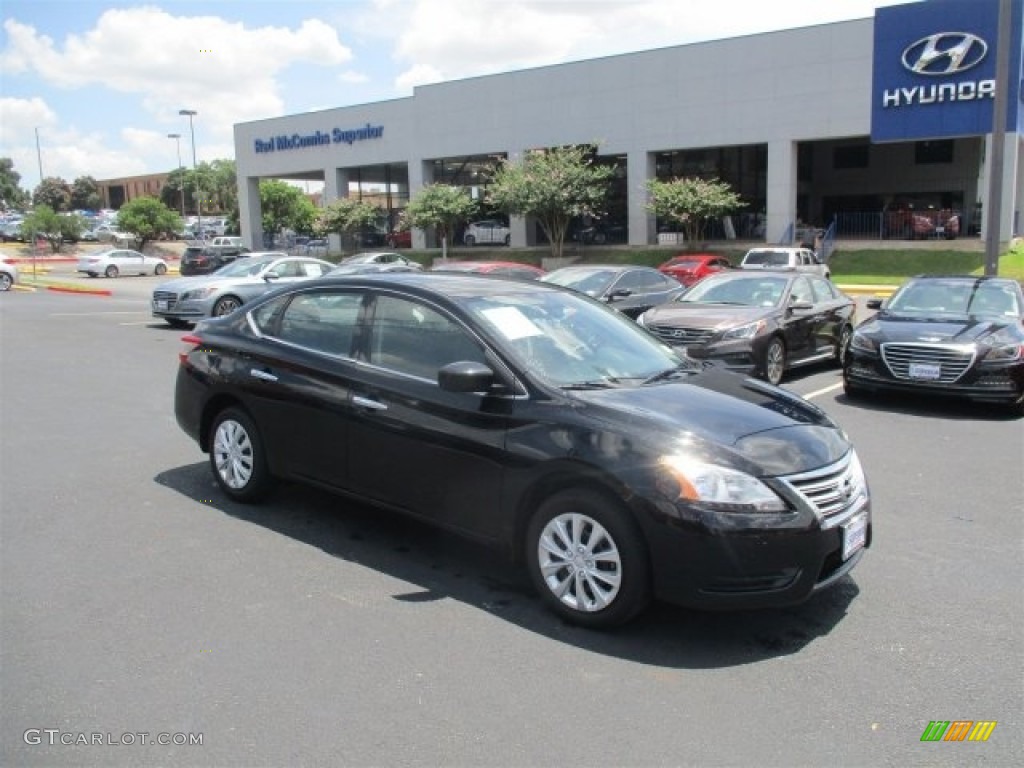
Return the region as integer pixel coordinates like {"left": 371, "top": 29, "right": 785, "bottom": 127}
{"left": 739, "top": 247, "right": 830, "bottom": 280}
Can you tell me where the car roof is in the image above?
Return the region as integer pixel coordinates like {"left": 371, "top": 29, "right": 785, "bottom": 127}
{"left": 306, "top": 270, "right": 563, "bottom": 298}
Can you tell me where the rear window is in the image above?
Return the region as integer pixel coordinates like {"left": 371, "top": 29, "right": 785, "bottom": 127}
{"left": 743, "top": 250, "right": 792, "bottom": 267}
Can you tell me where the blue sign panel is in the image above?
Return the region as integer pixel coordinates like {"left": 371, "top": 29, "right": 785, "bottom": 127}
{"left": 871, "top": 0, "right": 1023, "bottom": 142}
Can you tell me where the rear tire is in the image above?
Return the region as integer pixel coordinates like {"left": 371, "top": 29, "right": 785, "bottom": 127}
{"left": 526, "top": 488, "right": 650, "bottom": 628}
{"left": 105, "top": 265, "right": 119, "bottom": 278}
{"left": 0, "top": 273, "right": 12, "bottom": 291}
{"left": 154, "top": 263, "right": 167, "bottom": 276}
{"left": 208, "top": 407, "right": 273, "bottom": 502}
{"left": 212, "top": 295, "right": 242, "bottom": 316}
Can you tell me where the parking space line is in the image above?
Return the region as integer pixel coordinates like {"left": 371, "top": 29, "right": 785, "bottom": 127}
{"left": 50, "top": 311, "right": 149, "bottom": 316}
{"left": 802, "top": 382, "right": 843, "bottom": 400}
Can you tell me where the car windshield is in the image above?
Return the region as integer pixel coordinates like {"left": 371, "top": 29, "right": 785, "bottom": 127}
{"left": 459, "top": 288, "right": 683, "bottom": 386}
{"left": 888, "top": 279, "right": 1022, "bottom": 317}
{"left": 542, "top": 269, "right": 617, "bottom": 296}
{"left": 679, "top": 275, "right": 788, "bottom": 307}
{"left": 743, "top": 250, "right": 791, "bottom": 266}
{"left": 212, "top": 257, "right": 278, "bottom": 277}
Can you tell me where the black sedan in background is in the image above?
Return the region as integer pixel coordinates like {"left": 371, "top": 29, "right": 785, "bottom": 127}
{"left": 845, "top": 275, "right": 1024, "bottom": 414}
{"left": 540, "top": 264, "right": 685, "bottom": 318}
{"left": 638, "top": 271, "right": 856, "bottom": 385}
{"left": 175, "top": 273, "right": 871, "bottom": 628}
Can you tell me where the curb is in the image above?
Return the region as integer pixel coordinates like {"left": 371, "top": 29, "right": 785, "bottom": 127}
{"left": 45, "top": 285, "right": 112, "bottom": 297}
{"left": 12, "top": 284, "right": 37, "bottom": 292}
{"left": 836, "top": 284, "right": 898, "bottom": 296}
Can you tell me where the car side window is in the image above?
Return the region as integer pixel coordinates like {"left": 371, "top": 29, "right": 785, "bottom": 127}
{"left": 369, "top": 295, "right": 486, "bottom": 381}
{"left": 299, "top": 261, "right": 328, "bottom": 277}
{"left": 268, "top": 261, "right": 301, "bottom": 278}
{"left": 790, "top": 277, "right": 814, "bottom": 304}
{"left": 271, "top": 292, "right": 364, "bottom": 357}
{"left": 810, "top": 277, "right": 836, "bottom": 303}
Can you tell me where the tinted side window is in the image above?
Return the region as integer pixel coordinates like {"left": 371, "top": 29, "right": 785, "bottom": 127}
{"left": 790, "top": 277, "right": 814, "bottom": 304}
{"left": 810, "top": 277, "right": 837, "bottom": 303}
{"left": 276, "top": 292, "right": 363, "bottom": 356}
{"left": 369, "top": 295, "right": 485, "bottom": 380}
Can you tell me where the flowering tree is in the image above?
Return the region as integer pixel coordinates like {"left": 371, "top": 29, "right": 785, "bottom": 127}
{"left": 402, "top": 184, "right": 478, "bottom": 255}
{"left": 646, "top": 177, "right": 744, "bottom": 246}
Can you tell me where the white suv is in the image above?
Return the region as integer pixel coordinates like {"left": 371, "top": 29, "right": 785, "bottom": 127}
{"left": 464, "top": 220, "right": 510, "bottom": 246}
{"left": 739, "top": 247, "right": 830, "bottom": 280}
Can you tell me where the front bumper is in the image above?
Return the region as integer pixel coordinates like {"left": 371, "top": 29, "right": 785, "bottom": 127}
{"left": 845, "top": 348, "right": 1024, "bottom": 405}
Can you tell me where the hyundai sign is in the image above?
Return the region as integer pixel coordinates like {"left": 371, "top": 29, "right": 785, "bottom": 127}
{"left": 871, "top": 0, "right": 1023, "bottom": 142}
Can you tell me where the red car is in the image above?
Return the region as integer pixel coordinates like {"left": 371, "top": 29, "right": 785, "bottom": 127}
{"left": 658, "top": 253, "right": 732, "bottom": 287}
{"left": 431, "top": 260, "right": 546, "bottom": 280}
{"left": 386, "top": 230, "right": 412, "bottom": 248}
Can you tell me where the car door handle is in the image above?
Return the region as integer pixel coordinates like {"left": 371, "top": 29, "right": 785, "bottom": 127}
{"left": 352, "top": 395, "right": 388, "bottom": 412}
{"left": 249, "top": 369, "right": 278, "bottom": 382}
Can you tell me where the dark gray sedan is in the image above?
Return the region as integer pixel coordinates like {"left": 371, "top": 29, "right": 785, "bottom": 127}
{"left": 540, "top": 264, "right": 686, "bottom": 318}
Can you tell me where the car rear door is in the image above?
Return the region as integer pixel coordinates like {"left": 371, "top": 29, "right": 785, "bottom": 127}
{"left": 344, "top": 291, "right": 511, "bottom": 541}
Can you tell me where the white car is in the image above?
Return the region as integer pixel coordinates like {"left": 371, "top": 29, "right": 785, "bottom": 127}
{"left": 739, "top": 247, "right": 830, "bottom": 280}
{"left": 77, "top": 249, "right": 168, "bottom": 278}
{"left": 464, "top": 220, "right": 511, "bottom": 246}
{"left": 0, "top": 257, "right": 19, "bottom": 290}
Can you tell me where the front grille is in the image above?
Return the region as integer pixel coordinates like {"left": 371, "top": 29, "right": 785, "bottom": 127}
{"left": 153, "top": 290, "right": 178, "bottom": 309}
{"left": 880, "top": 343, "right": 974, "bottom": 384}
{"left": 779, "top": 452, "right": 866, "bottom": 523}
{"left": 647, "top": 325, "right": 715, "bottom": 346}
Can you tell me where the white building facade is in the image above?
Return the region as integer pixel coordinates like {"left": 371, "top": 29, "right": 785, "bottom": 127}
{"left": 234, "top": 0, "right": 1023, "bottom": 250}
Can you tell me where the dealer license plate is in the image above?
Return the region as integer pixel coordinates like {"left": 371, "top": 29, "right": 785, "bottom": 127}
{"left": 909, "top": 362, "right": 941, "bottom": 380}
{"left": 842, "top": 513, "right": 868, "bottom": 560}
{"left": 155, "top": 300, "right": 168, "bottom": 311}
{"left": 935, "top": 226, "right": 945, "bottom": 235}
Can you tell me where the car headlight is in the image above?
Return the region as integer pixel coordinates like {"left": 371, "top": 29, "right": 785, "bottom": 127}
{"left": 849, "top": 332, "right": 877, "bottom": 352}
{"left": 181, "top": 287, "right": 217, "bottom": 301}
{"left": 659, "top": 456, "right": 787, "bottom": 513}
{"left": 722, "top": 319, "right": 766, "bottom": 340}
{"left": 981, "top": 330, "right": 1023, "bottom": 361}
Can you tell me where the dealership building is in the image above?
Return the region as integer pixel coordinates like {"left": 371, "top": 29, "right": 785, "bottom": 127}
{"left": 234, "top": 0, "right": 1023, "bottom": 251}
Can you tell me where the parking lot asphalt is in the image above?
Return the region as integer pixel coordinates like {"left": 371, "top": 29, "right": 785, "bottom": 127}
{"left": 1, "top": 281, "right": 1022, "bottom": 768}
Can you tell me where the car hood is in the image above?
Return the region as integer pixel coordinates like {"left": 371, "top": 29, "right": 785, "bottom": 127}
{"left": 565, "top": 368, "right": 849, "bottom": 475}
{"left": 642, "top": 303, "right": 772, "bottom": 329}
{"left": 859, "top": 313, "right": 1017, "bottom": 343}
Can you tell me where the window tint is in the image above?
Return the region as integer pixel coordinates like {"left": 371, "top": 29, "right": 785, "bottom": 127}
{"left": 790, "top": 277, "right": 814, "bottom": 304}
{"left": 271, "top": 292, "right": 363, "bottom": 356}
{"left": 810, "top": 277, "right": 836, "bottom": 303}
{"left": 370, "top": 295, "right": 485, "bottom": 380}
{"left": 616, "top": 269, "right": 671, "bottom": 292}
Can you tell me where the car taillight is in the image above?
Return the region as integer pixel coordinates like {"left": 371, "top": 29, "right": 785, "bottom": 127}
{"left": 179, "top": 333, "right": 203, "bottom": 365}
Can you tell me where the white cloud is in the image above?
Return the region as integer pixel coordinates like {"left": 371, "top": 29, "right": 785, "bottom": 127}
{"left": 338, "top": 70, "right": 370, "bottom": 84}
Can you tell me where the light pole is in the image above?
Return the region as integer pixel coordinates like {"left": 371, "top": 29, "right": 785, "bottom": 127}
{"left": 178, "top": 109, "right": 200, "bottom": 238}
{"left": 167, "top": 133, "right": 186, "bottom": 221}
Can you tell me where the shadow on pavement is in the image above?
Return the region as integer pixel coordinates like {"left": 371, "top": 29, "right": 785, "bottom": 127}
{"left": 155, "top": 461, "right": 861, "bottom": 670}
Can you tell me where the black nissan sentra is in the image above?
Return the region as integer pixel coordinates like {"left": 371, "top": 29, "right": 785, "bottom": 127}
{"left": 175, "top": 272, "right": 872, "bottom": 627}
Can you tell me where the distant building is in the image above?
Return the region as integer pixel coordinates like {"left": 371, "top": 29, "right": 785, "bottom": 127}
{"left": 95, "top": 172, "right": 170, "bottom": 210}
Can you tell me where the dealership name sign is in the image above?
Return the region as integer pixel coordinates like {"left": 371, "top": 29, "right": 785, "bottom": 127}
{"left": 871, "top": 0, "right": 1022, "bottom": 142}
{"left": 254, "top": 124, "right": 384, "bottom": 154}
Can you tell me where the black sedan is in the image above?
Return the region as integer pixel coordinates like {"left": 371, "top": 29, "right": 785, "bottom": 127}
{"left": 638, "top": 271, "right": 856, "bottom": 385}
{"left": 175, "top": 273, "right": 871, "bottom": 628}
{"left": 844, "top": 275, "right": 1024, "bottom": 414}
{"left": 540, "top": 265, "right": 685, "bottom": 318}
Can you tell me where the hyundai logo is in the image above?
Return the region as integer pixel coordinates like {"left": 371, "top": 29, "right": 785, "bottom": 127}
{"left": 902, "top": 33, "right": 988, "bottom": 76}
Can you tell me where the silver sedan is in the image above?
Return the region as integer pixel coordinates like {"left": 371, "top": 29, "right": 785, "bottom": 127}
{"left": 151, "top": 253, "right": 334, "bottom": 327}
{"left": 77, "top": 249, "right": 168, "bottom": 278}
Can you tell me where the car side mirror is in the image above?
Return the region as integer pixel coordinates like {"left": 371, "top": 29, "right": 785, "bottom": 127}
{"left": 607, "top": 288, "right": 632, "bottom": 301}
{"left": 866, "top": 298, "right": 883, "bottom": 310}
{"left": 264, "top": 273, "right": 279, "bottom": 282}
{"left": 789, "top": 300, "right": 814, "bottom": 311}
{"left": 438, "top": 361, "right": 495, "bottom": 393}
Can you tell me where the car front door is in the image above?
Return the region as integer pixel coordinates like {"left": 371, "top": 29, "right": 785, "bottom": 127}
{"left": 345, "top": 292, "right": 511, "bottom": 541}
{"left": 781, "top": 276, "right": 819, "bottom": 362}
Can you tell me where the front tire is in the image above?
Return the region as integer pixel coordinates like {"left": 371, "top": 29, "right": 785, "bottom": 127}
{"left": 212, "top": 295, "right": 242, "bottom": 316}
{"left": 835, "top": 325, "right": 852, "bottom": 367}
{"left": 154, "top": 263, "right": 167, "bottom": 276}
{"left": 209, "top": 407, "right": 273, "bottom": 502}
{"left": 526, "top": 488, "right": 650, "bottom": 628}
{"left": 0, "top": 273, "right": 12, "bottom": 291}
{"left": 104, "top": 265, "right": 119, "bottom": 278}
{"left": 763, "top": 337, "right": 786, "bottom": 386}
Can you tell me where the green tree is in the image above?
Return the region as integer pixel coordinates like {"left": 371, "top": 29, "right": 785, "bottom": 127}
{"left": 259, "top": 179, "right": 317, "bottom": 243}
{"left": 161, "top": 167, "right": 190, "bottom": 216}
{"left": 402, "top": 184, "right": 478, "bottom": 254}
{"left": 33, "top": 177, "right": 72, "bottom": 212}
{"left": 486, "top": 145, "right": 615, "bottom": 258}
{"left": 209, "top": 159, "right": 238, "bottom": 216}
{"left": 116, "top": 197, "right": 181, "bottom": 251}
{"left": 0, "top": 157, "right": 31, "bottom": 210}
{"left": 646, "top": 177, "right": 744, "bottom": 246}
{"left": 70, "top": 176, "right": 102, "bottom": 211}
{"left": 19, "top": 205, "right": 84, "bottom": 253}
{"left": 317, "top": 196, "right": 383, "bottom": 252}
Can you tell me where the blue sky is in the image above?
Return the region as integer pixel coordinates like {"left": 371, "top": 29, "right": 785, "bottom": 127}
{"left": 0, "top": 0, "right": 917, "bottom": 193}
